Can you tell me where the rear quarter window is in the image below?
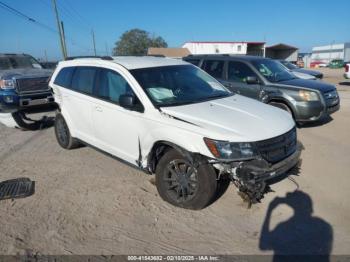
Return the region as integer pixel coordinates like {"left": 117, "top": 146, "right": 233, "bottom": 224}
{"left": 202, "top": 60, "right": 225, "bottom": 79}
{"left": 54, "top": 67, "right": 75, "bottom": 88}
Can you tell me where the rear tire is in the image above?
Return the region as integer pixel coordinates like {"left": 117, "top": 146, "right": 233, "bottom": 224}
{"left": 54, "top": 113, "right": 80, "bottom": 149}
{"left": 155, "top": 149, "right": 217, "bottom": 210}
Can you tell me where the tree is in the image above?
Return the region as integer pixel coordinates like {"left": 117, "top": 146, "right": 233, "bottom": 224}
{"left": 113, "top": 29, "right": 167, "bottom": 56}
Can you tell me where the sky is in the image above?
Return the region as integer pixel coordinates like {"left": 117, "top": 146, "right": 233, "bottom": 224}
{"left": 0, "top": 0, "right": 349, "bottom": 61}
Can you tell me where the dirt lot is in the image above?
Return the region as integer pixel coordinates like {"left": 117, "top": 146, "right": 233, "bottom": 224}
{"left": 0, "top": 68, "right": 350, "bottom": 256}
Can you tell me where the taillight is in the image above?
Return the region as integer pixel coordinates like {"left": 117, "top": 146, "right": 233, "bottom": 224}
{"left": 346, "top": 65, "right": 349, "bottom": 72}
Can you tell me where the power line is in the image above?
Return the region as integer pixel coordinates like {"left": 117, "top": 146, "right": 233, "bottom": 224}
{"left": 0, "top": 1, "right": 57, "bottom": 34}
{"left": 0, "top": 1, "right": 105, "bottom": 55}
{"left": 60, "top": 0, "right": 92, "bottom": 28}
{"left": 0, "top": 0, "right": 93, "bottom": 54}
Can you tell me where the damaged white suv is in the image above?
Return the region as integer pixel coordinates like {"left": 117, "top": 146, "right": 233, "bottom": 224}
{"left": 50, "top": 56, "right": 301, "bottom": 209}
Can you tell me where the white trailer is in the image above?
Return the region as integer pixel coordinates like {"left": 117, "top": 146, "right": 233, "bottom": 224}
{"left": 182, "top": 41, "right": 265, "bottom": 56}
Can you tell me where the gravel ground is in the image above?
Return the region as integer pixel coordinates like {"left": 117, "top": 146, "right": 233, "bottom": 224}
{"left": 0, "top": 68, "right": 349, "bottom": 256}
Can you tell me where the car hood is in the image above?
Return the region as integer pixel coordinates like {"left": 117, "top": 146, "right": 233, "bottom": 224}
{"left": 292, "top": 71, "right": 316, "bottom": 80}
{"left": 160, "top": 95, "right": 295, "bottom": 142}
{"left": 294, "top": 68, "right": 321, "bottom": 77}
{"left": 0, "top": 68, "right": 53, "bottom": 79}
{"left": 278, "top": 78, "right": 335, "bottom": 92}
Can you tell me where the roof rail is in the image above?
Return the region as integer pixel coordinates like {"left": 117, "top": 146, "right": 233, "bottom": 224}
{"left": 146, "top": 54, "right": 165, "bottom": 57}
{"left": 65, "top": 56, "right": 113, "bottom": 61}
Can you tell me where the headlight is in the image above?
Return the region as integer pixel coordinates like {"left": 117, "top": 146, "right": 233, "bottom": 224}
{"left": 204, "top": 138, "right": 258, "bottom": 160}
{"left": 298, "top": 90, "right": 319, "bottom": 101}
{"left": 0, "top": 79, "right": 16, "bottom": 90}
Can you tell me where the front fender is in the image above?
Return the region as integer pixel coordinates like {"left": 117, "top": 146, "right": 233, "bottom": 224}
{"left": 139, "top": 125, "right": 212, "bottom": 166}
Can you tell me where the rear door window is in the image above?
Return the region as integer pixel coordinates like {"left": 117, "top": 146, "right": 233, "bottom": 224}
{"left": 227, "top": 61, "right": 257, "bottom": 83}
{"left": 71, "top": 67, "right": 97, "bottom": 95}
{"left": 202, "top": 60, "right": 225, "bottom": 79}
{"left": 54, "top": 67, "right": 75, "bottom": 88}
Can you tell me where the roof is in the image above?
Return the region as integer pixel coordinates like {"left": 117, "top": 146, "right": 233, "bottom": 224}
{"left": 185, "top": 54, "right": 271, "bottom": 62}
{"left": 266, "top": 43, "right": 298, "bottom": 50}
{"left": 184, "top": 41, "right": 265, "bottom": 45}
{"left": 147, "top": 48, "right": 191, "bottom": 58}
{"left": 60, "top": 56, "right": 189, "bottom": 70}
{"left": 0, "top": 53, "right": 30, "bottom": 57}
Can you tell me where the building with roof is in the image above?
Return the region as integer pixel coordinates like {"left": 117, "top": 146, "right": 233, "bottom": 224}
{"left": 265, "top": 43, "right": 299, "bottom": 62}
{"left": 182, "top": 41, "right": 265, "bottom": 57}
{"left": 311, "top": 43, "right": 350, "bottom": 63}
{"left": 147, "top": 47, "right": 191, "bottom": 58}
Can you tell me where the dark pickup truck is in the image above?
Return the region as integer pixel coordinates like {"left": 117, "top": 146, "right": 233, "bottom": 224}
{"left": 0, "top": 53, "right": 55, "bottom": 114}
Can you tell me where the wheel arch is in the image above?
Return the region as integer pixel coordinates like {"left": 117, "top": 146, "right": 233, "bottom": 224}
{"left": 267, "top": 97, "right": 296, "bottom": 119}
{"left": 146, "top": 140, "right": 207, "bottom": 174}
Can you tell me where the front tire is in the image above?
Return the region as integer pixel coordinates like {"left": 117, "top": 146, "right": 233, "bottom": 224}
{"left": 54, "top": 113, "right": 80, "bottom": 149}
{"left": 155, "top": 149, "right": 217, "bottom": 210}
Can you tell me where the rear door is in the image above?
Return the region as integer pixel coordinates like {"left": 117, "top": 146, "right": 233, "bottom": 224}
{"left": 53, "top": 66, "right": 97, "bottom": 144}
{"left": 223, "top": 61, "right": 261, "bottom": 99}
{"left": 64, "top": 66, "right": 98, "bottom": 144}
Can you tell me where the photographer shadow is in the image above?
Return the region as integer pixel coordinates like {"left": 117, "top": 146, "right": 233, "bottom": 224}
{"left": 259, "top": 190, "right": 333, "bottom": 262}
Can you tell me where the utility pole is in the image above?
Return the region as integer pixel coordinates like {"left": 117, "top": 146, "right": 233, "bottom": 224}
{"left": 61, "top": 21, "right": 68, "bottom": 57}
{"left": 105, "top": 42, "right": 109, "bottom": 56}
{"left": 44, "top": 50, "right": 48, "bottom": 62}
{"left": 52, "top": 0, "right": 67, "bottom": 59}
{"left": 92, "top": 29, "right": 97, "bottom": 56}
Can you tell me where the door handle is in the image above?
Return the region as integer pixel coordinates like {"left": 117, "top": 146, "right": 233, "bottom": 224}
{"left": 95, "top": 106, "right": 103, "bottom": 112}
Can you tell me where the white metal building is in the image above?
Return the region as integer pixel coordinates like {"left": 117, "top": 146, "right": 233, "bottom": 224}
{"left": 265, "top": 43, "right": 299, "bottom": 62}
{"left": 311, "top": 43, "right": 350, "bottom": 63}
{"left": 182, "top": 41, "right": 265, "bottom": 56}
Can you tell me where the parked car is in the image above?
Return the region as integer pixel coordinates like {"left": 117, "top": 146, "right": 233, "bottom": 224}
{"left": 0, "top": 53, "right": 55, "bottom": 114}
{"left": 310, "top": 61, "right": 328, "bottom": 68}
{"left": 344, "top": 63, "right": 350, "bottom": 79}
{"left": 279, "top": 60, "right": 323, "bottom": 79}
{"left": 40, "top": 61, "right": 58, "bottom": 69}
{"left": 50, "top": 56, "right": 300, "bottom": 209}
{"left": 329, "top": 59, "right": 344, "bottom": 69}
{"left": 184, "top": 55, "right": 340, "bottom": 123}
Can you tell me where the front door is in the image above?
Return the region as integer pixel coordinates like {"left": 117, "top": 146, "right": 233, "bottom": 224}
{"left": 223, "top": 61, "right": 261, "bottom": 100}
{"left": 91, "top": 68, "right": 143, "bottom": 165}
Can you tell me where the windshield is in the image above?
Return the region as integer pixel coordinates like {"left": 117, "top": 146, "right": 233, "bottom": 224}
{"left": 281, "top": 61, "right": 298, "bottom": 70}
{"left": 252, "top": 59, "right": 296, "bottom": 83}
{"left": 130, "top": 65, "right": 232, "bottom": 107}
{"left": 0, "top": 56, "right": 42, "bottom": 70}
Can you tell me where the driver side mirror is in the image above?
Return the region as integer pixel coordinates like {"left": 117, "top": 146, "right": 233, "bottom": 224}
{"left": 246, "top": 76, "right": 259, "bottom": 85}
{"left": 119, "top": 94, "right": 144, "bottom": 112}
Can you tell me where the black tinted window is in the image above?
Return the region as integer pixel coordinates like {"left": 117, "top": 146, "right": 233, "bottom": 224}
{"left": 71, "top": 67, "right": 97, "bottom": 94}
{"left": 54, "top": 67, "right": 75, "bottom": 88}
{"left": 185, "top": 59, "right": 200, "bottom": 66}
{"left": 97, "top": 69, "right": 133, "bottom": 104}
{"left": 203, "top": 60, "right": 224, "bottom": 78}
{"left": 228, "top": 62, "right": 257, "bottom": 83}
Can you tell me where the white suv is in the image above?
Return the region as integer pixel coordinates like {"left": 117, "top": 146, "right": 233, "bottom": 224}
{"left": 50, "top": 56, "right": 300, "bottom": 209}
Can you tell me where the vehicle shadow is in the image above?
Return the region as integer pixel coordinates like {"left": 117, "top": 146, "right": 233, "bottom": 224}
{"left": 339, "top": 81, "right": 350, "bottom": 86}
{"left": 12, "top": 112, "right": 55, "bottom": 131}
{"left": 297, "top": 115, "right": 333, "bottom": 129}
{"left": 259, "top": 190, "right": 333, "bottom": 262}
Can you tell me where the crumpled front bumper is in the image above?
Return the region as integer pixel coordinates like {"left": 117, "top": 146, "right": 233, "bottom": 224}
{"left": 236, "top": 146, "right": 301, "bottom": 183}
